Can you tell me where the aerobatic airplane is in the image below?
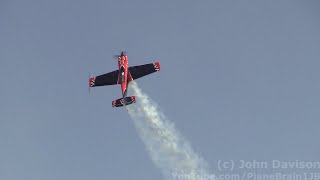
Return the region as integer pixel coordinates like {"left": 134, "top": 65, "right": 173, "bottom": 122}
{"left": 89, "top": 52, "right": 160, "bottom": 107}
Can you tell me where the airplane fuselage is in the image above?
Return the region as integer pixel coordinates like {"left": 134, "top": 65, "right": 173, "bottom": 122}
{"left": 117, "top": 54, "right": 130, "bottom": 98}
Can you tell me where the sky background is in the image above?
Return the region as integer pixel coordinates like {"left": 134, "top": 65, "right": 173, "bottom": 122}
{"left": 1, "top": 0, "right": 320, "bottom": 179}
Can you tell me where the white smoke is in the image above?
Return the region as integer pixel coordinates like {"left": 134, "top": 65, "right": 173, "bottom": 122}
{"left": 127, "top": 81, "right": 212, "bottom": 180}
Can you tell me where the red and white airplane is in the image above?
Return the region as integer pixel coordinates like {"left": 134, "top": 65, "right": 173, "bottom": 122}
{"left": 89, "top": 52, "right": 160, "bottom": 107}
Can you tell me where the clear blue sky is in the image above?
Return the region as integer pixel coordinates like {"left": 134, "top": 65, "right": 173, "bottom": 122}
{"left": 1, "top": 1, "right": 320, "bottom": 179}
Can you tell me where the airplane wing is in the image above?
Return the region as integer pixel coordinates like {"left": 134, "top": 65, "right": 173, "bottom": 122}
{"left": 90, "top": 70, "right": 119, "bottom": 87}
{"left": 129, "top": 62, "right": 160, "bottom": 80}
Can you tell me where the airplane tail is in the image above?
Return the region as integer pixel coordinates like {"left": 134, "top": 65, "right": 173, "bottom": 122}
{"left": 112, "top": 96, "right": 136, "bottom": 107}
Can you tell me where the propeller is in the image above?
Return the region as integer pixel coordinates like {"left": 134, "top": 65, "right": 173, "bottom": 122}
{"left": 113, "top": 51, "right": 127, "bottom": 59}
{"left": 113, "top": 55, "right": 120, "bottom": 59}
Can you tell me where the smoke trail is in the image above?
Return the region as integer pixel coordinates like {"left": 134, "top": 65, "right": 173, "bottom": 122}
{"left": 127, "top": 81, "right": 211, "bottom": 180}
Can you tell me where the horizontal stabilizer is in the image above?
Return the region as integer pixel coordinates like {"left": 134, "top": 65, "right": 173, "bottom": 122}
{"left": 112, "top": 96, "right": 136, "bottom": 107}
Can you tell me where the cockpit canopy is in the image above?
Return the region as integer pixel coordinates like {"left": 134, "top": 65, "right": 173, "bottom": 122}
{"left": 119, "top": 67, "right": 125, "bottom": 83}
